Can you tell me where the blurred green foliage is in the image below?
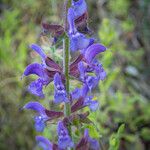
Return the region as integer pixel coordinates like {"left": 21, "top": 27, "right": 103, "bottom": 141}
{"left": 0, "top": 0, "right": 150, "bottom": 150}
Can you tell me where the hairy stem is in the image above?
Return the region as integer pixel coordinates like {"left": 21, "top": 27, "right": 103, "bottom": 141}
{"left": 63, "top": 35, "right": 71, "bottom": 117}
{"left": 63, "top": 0, "right": 72, "bottom": 140}
{"left": 63, "top": 33, "right": 72, "bottom": 139}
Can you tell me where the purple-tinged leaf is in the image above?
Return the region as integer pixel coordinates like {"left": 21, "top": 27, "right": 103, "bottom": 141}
{"left": 45, "top": 110, "right": 63, "bottom": 118}
{"left": 75, "top": 12, "right": 88, "bottom": 32}
{"left": 45, "top": 70, "right": 57, "bottom": 79}
{"left": 70, "top": 54, "right": 84, "bottom": 70}
{"left": 42, "top": 23, "right": 64, "bottom": 37}
{"left": 75, "top": 11, "right": 87, "bottom": 24}
{"left": 69, "top": 54, "right": 84, "bottom": 78}
{"left": 76, "top": 129, "right": 100, "bottom": 150}
{"left": 71, "top": 97, "right": 84, "bottom": 112}
{"left": 76, "top": 129, "right": 89, "bottom": 150}
{"left": 45, "top": 57, "right": 62, "bottom": 72}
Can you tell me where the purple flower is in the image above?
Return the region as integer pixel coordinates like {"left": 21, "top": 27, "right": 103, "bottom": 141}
{"left": 84, "top": 96, "right": 99, "bottom": 111}
{"left": 57, "top": 121, "right": 74, "bottom": 149}
{"left": 74, "top": 12, "right": 91, "bottom": 34}
{"left": 23, "top": 102, "right": 48, "bottom": 132}
{"left": 30, "top": 44, "right": 46, "bottom": 61}
{"left": 84, "top": 43, "right": 106, "bottom": 63}
{"left": 71, "top": 88, "right": 81, "bottom": 100}
{"left": 78, "top": 61, "right": 86, "bottom": 80}
{"left": 71, "top": 84, "right": 89, "bottom": 102}
{"left": 85, "top": 75, "right": 98, "bottom": 90}
{"left": 81, "top": 84, "right": 89, "bottom": 97}
{"left": 84, "top": 129, "right": 100, "bottom": 150}
{"left": 27, "top": 78, "right": 45, "bottom": 98}
{"left": 23, "top": 63, "right": 50, "bottom": 98}
{"left": 54, "top": 73, "right": 69, "bottom": 103}
{"left": 72, "top": 0, "right": 87, "bottom": 19}
{"left": 78, "top": 61, "right": 98, "bottom": 90}
{"left": 92, "top": 60, "right": 106, "bottom": 81}
{"left": 67, "top": 0, "right": 94, "bottom": 51}
{"left": 76, "top": 44, "right": 107, "bottom": 90}
{"left": 23, "top": 44, "right": 63, "bottom": 98}
{"left": 71, "top": 82, "right": 89, "bottom": 102}
{"left": 76, "top": 129, "right": 100, "bottom": 150}
{"left": 67, "top": 8, "right": 77, "bottom": 34}
{"left": 69, "top": 26, "right": 94, "bottom": 52}
{"left": 71, "top": 96, "right": 99, "bottom": 112}
{"left": 36, "top": 136, "right": 52, "bottom": 150}
{"left": 69, "top": 54, "right": 84, "bottom": 78}
{"left": 67, "top": 8, "right": 94, "bottom": 51}
{"left": 72, "top": 0, "right": 91, "bottom": 34}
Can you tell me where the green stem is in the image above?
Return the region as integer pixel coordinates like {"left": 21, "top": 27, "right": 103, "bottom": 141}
{"left": 63, "top": 33, "right": 72, "bottom": 138}
{"left": 63, "top": 0, "right": 72, "bottom": 144}
{"left": 63, "top": 34, "right": 71, "bottom": 117}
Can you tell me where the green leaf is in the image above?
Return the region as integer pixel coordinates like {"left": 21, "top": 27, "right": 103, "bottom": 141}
{"left": 109, "top": 134, "right": 119, "bottom": 150}
{"left": 140, "top": 128, "right": 150, "bottom": 140}
{"left": 85, "top": 124, "right": 100, "bottom": 139}
{"left": 117, "top": 124, "right": 125, "bottom": 136}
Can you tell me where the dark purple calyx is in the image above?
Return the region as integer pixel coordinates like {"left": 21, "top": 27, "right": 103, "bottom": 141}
{"left": 45, "top": 109, "right": 64, "bottom": 120}
{"left": 75, "top": 11, "right": 91, "bottom": 34}
{"left": 42, "top": 23, "right": 64, "bottom": 37}
{"left": 71, "top": 97, "right": 84, "bottom": 112}
{"left": 69, "top": 54, "right": 85, "bottom": 78}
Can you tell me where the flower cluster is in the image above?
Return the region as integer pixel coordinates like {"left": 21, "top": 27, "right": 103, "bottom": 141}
{"left": 22, "top": 0, "right": 106, "bottom": 149}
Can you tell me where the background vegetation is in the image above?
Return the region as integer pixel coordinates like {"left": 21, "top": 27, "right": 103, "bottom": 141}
{"left": 0, "top": 0, "right": 150, "bottom": 149}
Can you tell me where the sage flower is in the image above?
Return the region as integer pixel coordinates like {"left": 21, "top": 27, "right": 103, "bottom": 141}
{"left": 68, "top": 7, "right": 94, "bottom": 51}
{"left": 57, "top": 121, "right": 74, "bottom": 149}
{"left": 23, "top": 44, "right": 62, "bottom": 98}
{"left": 54, "top": 73, "right": 69, "bottom": 103}
{"left": 76, "top": 129, "right": 100, "bottom": 150}
{"left": 23, "top": 102, "right": 48, "bottom": 132}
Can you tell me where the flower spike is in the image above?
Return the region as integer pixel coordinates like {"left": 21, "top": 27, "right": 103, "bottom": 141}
{"left": 22, "top": 0, "right": 107, "bottom": 149}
